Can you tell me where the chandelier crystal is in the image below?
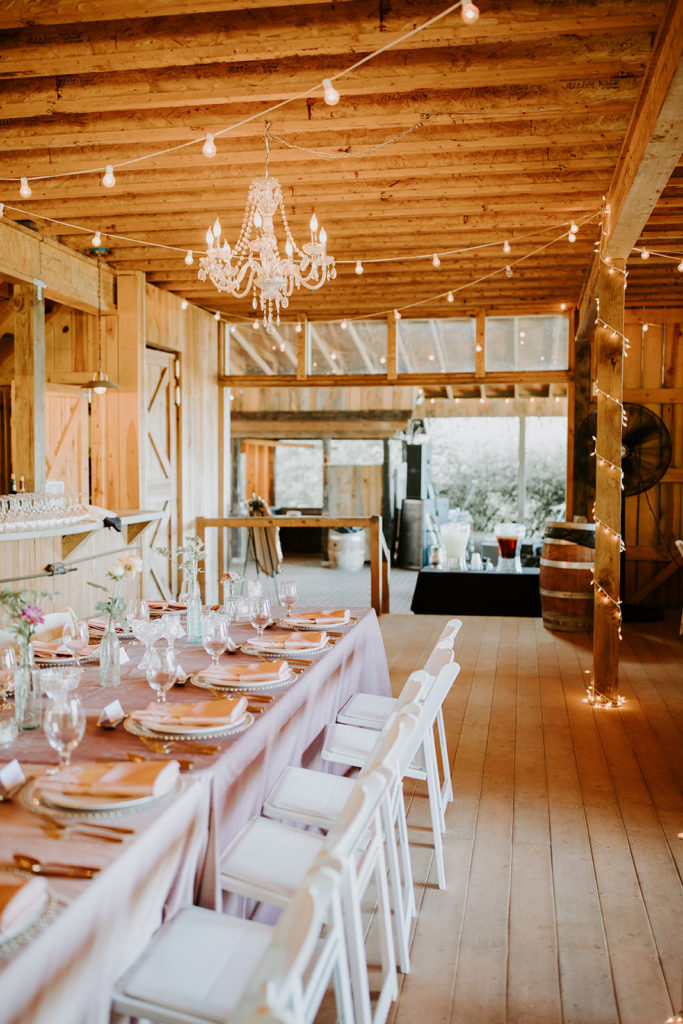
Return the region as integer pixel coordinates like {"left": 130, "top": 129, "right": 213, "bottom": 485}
{"left": 198, "top": 125, "right": 335, "bottom": 333}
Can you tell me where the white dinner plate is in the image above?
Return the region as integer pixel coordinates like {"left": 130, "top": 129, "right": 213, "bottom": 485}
{"left": 242, "top": 640, "right": 329, "bottom": 659}
{"left": 191, "top": 670, "right": 297, "bottom": 692}
{"left": 279, "top": 616, "right": 356, "bottom": 631}
{"left": 0, "top": 869, "right": 58, "bottom": 957}
{"left": 21, "top": 776, "right": 185, "bottom": 820}
{"left": 33, "top": 647, "right": 100, "bottom": 667}
{"left": 124, "top": 711, "right": 254, "bottom": 743}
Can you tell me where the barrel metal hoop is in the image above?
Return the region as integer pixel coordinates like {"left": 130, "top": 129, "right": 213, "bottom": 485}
{"left": 544, "top": 525, "right": 596, "bottom": 549}
{"left": 539, "top": 587, "right": 593, "bottom": 600}
{"left": 540, "top": 558, "right": 594, "bottom": 570}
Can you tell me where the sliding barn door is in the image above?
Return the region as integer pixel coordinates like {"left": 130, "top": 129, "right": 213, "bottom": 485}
{"left": 143, "top": 348, "right": 179, "bottom": 599}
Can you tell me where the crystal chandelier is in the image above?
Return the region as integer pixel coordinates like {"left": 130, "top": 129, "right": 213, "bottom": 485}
{"left": 198, "top": 124, "right": 336, "bottom": 333}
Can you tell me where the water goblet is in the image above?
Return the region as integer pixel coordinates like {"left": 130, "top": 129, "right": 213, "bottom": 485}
{"left": 145, "top": 647, "right": 177, "bottom": 703}
{"left": 201, "top": 612, "right": 228, "bottom": 668}
{"left": 61, "top": 618, "right": 89, "bottom": 659}
{"left": 131, "top": 617, "right": 164, "bottom": 671}
{"left": 0, "top": 702, "right": 18, "bottom": 749}
{"left": 0, "top": 646, "right": 16, "bottom": 700}
{"left": 160, "top": 612, "right": 184, "bottom": 652}
{"left": 43, "top": 695, "right": 86, "bottom": 769}
{"left": 247, "top": 578, "right": 264, "bottom": 598}
{"left": 126, "top": 599, "right": 149, "bottom": 633}
{"left": 278, "top": 580, "right": 298, "bottom": 616}
{"left": 249, "top": 597, "right": 271, "bottom": 640}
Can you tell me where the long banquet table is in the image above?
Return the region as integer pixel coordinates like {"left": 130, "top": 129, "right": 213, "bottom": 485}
{"left": 0, "top": 607, "right": 391, "bottom": 1024}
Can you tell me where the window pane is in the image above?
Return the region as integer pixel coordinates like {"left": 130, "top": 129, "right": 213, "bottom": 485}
{"left": 308, "top": 321, "right": 387, "bottom": 375}
{"left": 228, "top": 322, "right": 298, "bottom": 375}
{"left": 397, "top": 319, "right": 476, "bottom": 373}
{"left": 485, "top": 315, "right": 568, "bottom": 371}
{"left": 275, "top": 441, "right": 323, "bottom": 506}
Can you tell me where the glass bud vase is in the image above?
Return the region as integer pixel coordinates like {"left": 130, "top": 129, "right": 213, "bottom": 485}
{"left": 186, "top": 579, "right": 203, "bottom": 643}
{"left": 99, "top": 620, "right": 121, "bottom": 687}
{"left": 15, "top": 639, "right": 41, "bottom": 730}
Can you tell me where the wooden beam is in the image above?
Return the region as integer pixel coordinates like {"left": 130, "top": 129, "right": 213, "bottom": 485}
{"left": 0, "top": 219, "right": 116, "bottom": 314}
{"left": 603, "top": 0, "right": 683, "bottom": 257}
{"left": 11, "top": 282, "right": 46, "bottom": 491}
{"left": 592, "top": 259, "right": 625, "bottom": 703}
{"left": 220, "top": 369, "right": 572, "bottom": 388}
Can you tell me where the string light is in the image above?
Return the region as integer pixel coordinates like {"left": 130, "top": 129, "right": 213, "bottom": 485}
{"left": 295, "top": 322, "right": 302, "bottom": 333}
{"left": 394, "top": 309, "right": 401, "bottom": 320}
{"left": 355, "top": 260, "right": 364, "bottom": 275}
{"left": 214, "top": 310, "right": 221, "bottom": 321}
{"left": 503, "top": 239, "right": 511, "bottom": 254}
{"left": 595, "top": 386, "right": 628, "bottom": 425}
{"left": 340, "top": 319, "right": 347, "bottom": 329}
{"left": 583, "top": 669, "right": 625, "bottom": 708}
{"left": 570, "top": 221, "right": 579, "bottom": 234}
{"left": 447, "top": 292, "right": 454, "bottom": 303}
{"left": 102, "top": 165, "right": 116, "bottom": 188}
{"left": 568, "top": 231, "right": 577, "bottom": 243}
{"left": 91, "top": 230, "right": 102, "bottom": 246}
{"left": 253, "top": 319, "right": 259, "bottom": 329}
{"left": 678, "top": 260, "right": 683, "bottom": 272}
{"left": 19, "top": 178, "right": 31, "bottom": 198}
{"left": 595, "top": 517, "right": 626, "bottom": 551}
{"left": 640, "top": 248, "right": 650, "bottom": 260}
{"left": 432, "top": 253, "right": 441, "bottom": 267}
{"left": 322, "top": 79, "right": 340, "bottom": 105}
{"left": 461, "top": 1, "right": 480, "bottom": 22}
{"left": 642, "top": 322, "right": 649, "bottom": 332}
{"left": 181, "top": 299, "right": 188, "bottom": 310}
{"left": 184, "top": 250, "right": 194, "bottom": 266}
{"left": 202, "top": 134, "right": 217, "bottom": 158}
{"left": 505, "top": 265, "right": 513, "bottom": 278}
{"left": 0, "top": 203, "right": 4, "bottom": 217}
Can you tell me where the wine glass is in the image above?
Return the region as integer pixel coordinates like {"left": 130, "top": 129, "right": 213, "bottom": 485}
{"left": 126, "top": 598, "right": 149, "bottom": 636}
{"left": 201, "top": 612, "right": 228, "bottom": 668}
{"left": 160, "top": 612, "right": 184, "bottom": 653}
{"left": 145, "top": 647, "right": 177, "bottom": 703}
{"left": 278, "top": 580, "right": 298, "bottom": 617}
{"left": 249, "top": 597, "right": 271, "bottom": 640}
{"left": 0, "top": 646, "right": 16, "bottom": 701}
{"left": 131, "top": 618, "right": 164, "bottom": 671}
{"left": 247, "top": 578, "right": 264, "bottom": 598}
{"left": 61, "top": 618, "right": 89, "bottom": 659}
{"left": 43, "top": 695, "right": 86, "bottom": 769}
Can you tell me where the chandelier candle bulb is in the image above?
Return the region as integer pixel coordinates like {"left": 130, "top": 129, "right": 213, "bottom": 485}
{"left": 322, "top": 78, "right": 340, "bottom": 105}
{"left": 202, "top": 134, "right": 216, "bottom": 158}
{"left": 102, "top": 165, "right": 116, "bottom": 188}
{"left": 19, "top": 177, "right": 32, "bottom": 198}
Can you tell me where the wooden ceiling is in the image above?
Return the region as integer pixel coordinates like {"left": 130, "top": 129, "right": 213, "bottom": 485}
{"left": 0, "top": 0, "right": 681, "bottom": 322}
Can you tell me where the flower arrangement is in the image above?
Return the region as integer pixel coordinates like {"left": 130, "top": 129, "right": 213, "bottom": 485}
{"left": 0, "top": 588, "right": 53, "bottom": 644}
{"left": 220, "top": 569, "right": 243, "bottom": 596}
{"left": 157, "top": 536, "right": 205, "bottom": 578}
{"left": 88, "top": 553, "right": 143, "bottom": 629}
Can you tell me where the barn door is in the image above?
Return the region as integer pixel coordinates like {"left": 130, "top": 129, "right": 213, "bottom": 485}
{"left": 44, "top": 389, "right": 89, "bottom": 496}
{"left": 143, "top": 348, "right": 179, "bottom": 599}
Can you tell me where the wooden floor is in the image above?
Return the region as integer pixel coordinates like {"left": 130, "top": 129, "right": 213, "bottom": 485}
{"left": 358, "top": 613, "right": 683, "bottom": 1024}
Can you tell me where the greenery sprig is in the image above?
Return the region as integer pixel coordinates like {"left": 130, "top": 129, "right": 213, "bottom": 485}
{"left": 0, "top": 588, "right": 56, "bottom": 644}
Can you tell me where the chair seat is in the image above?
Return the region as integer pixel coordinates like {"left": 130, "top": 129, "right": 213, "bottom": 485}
{"left": 115, "top": 906, "right": 273, "bottom": 1024}
{"left": 324, "top": 723, "right": 426, "bottom": 777}
{"left": 219, "top": 816, "right": 323, "bottom": 906}
{"left": 336, "top": 693, "right": 397, "bottom": 729}
{"left": 263, "top": 766, "right": 355, "bottom": 829}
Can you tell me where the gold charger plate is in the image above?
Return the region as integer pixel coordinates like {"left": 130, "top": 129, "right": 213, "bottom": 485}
{"left": 124, "top": 711, "right": 254, "bottom": 743}
{"left": 0, "top": 868, "right": 58, "bottom": 957}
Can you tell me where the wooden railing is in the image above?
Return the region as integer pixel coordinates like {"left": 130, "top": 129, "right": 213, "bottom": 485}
{"left": 197, "top": 515, "right": 390, "bottom": 615}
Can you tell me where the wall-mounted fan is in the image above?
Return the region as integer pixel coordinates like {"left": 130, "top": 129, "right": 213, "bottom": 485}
{"left": 574, "top": 403, "right": 672, "bottom": 495}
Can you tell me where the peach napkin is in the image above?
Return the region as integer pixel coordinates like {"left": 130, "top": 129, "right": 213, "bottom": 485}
{"left": 32, "top": 640, "right": 91, "bottom": 660}
{"left": 284, "top": 608, "right": 350, "bottom": 627}
{"left": 147, "top": 601, "right": 186, "bottom": 612}
{"left": 39, "top": 760, "right": 179, "bottom": 799}
{"left": 0, "top": 874, "right": 48, "bottom": 934}
{"left": 132, "top": 697, "right": 248, "bottom": 731}
{"left": 88, "top": 618, "right": 128, "bottom": 633}
{"left": 254, "top": 631, "right": 326, "bottom": 651}
{"left": 196, "top": 661, "right": 290, "bottom": 684}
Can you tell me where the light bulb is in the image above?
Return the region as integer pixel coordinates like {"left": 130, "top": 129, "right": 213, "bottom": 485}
{"left": 285, "top": 239, "right": 293, "bottom": 257}
{"left": 319, "top": 226, "right": 327, "bottom": 246}
{"left": 355, "top": 260, "right": 363, "bottom": 275}
{"left": 570, "top": 221, "right": 579, "bottom": 234}
{"left": 19, "top": 177, "right": 31, "bottom": 198}
{"left": 213, "top": 217, "right": 221, "bottom": 239}
{"left": 394, "top": 309, "right": 401, "bottom": 320}
{"left": 295, "top": 322, "right": 302, "bottom": 333}
{"left": 253, "top": 319, "right": 259, "bottom": 329}
{"left": 0, "top": 204, "right": 3, "bottom": 217}
{"left": 505, "top": 265, "right": 513, "bottom": 278}
{"left": 503, "top": 239, "right": 511, "bottom": 254}
{"left": 202, "top": 134, "right": 216, "bottom": 158}
{"left": 310, "top": 212, "right": 318, "bottom": 234}
{"left": 640, "top": 248, "right": 650, "bottom": 260}
{"left": 447, "top": 291, "right": 454, "bottom": 303}
{"left": 102, "top": 165, "right": 116, "bottom": 188}
{"left": 206, "top": 227, "right": 214, "bottom": 246}
{"left": 429, "top": 353, "right": 435, "bottom": 361}
{"left": 341, "top": 319, "right": 347, "bottom": 329}
{"left": 185, "top": 249, "right": 194, "bottom": 266}
{"left": 181, "top": 299, "right": 188, "bottom": 310}
{"left": 475, "top": 344, "right": 483, "bottom": 352}
{"left": 214, "top": 310, "right": 221, "bottom": 321}
{"left": 254, "top": 210, "right": 262, "bottom": 228}
{"left": 322, "top": 78, "right": 340, "bottom": 106}
{"left": 560, "top": 302, "right": 567, "bottom": 310}
{"left": 568, "top": 232, "right": 576, "bottom": 243}
{"left": 92, "top": 231, "right": 101, "bottom": 246}
{"left": 678, "top": 259, "right": 683, "bottom": 272}
{"left": 432, "top": 253, "right": 441, "bottom": 267}
{"left": 461, "top": 1, "right": 479, "bottom": 22}
{"left": 94, "top": 384, "right": 107, "bottom": 396}
{"left": 642, "top": 322, "right": 648, "bottom": 332}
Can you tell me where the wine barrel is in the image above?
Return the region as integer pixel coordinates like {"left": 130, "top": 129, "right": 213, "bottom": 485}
{"left": 539, "top": 522, "right": 595, "bottom": 632}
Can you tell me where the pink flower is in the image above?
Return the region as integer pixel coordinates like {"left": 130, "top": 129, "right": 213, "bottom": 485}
{"left": 20, "top": 605, "right": 44, "bottom": 625}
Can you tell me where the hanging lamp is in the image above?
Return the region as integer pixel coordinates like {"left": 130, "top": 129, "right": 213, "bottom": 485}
{"left": 82, "top": 262, "right": 119, "bottom": 395}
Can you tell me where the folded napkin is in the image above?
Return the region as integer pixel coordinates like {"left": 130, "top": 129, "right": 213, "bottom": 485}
{"left": 254, "top": 631, "right": 326, "bottom": 651}
{"left": 88, "top": 618, "right": 128, "bottom": 633}
{"left": 32, "top": 640, "right": 83, "bottom": 660}
{"left": 196, "top": 661, "right": 290, "bottom": 684}
{"left": 285, "top": 608, "right": 350, "bottom": 627}
{"left": 39, "top": 760, "right": 179, "bottom": 799}
{"left": 147, "top": 601, "right": 186, "bottom": 612}
{"left": 0, "top": 874, "right": 48, "bottom": 934}
{"left": 132, "top": 697, "right": 247, "bottom": 730}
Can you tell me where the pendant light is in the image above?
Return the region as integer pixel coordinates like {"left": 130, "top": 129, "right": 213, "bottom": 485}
{"left": 82, "top": 262, "right": 119, "bottom": 395}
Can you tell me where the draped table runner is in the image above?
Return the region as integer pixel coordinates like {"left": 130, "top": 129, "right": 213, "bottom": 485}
{"left": 0, "top": 607, "right": 390, "bottom": 1024}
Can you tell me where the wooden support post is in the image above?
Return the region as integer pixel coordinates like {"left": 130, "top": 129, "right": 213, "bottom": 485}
{"left": 230, "top": 438, "right": 242, "bottom": 561}
{"left": 11, "top": 282, "right": 46, "bottom": 491}
{"left": 386, "top": 313, "right": 397, "bottom": 381}
{"left": 296, "top": 318, "right": 307, "bottom": 380}
{"left": 369, "top": 514, "right": 381, "bottom": 615}
{"left": 592, "top": 259, "right": 625, "bottom": 703}
{"left": 381, "top": 438, "right": 393, "bottom": 546}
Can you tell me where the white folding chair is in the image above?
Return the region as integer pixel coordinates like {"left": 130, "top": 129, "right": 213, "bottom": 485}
{"left": 111, "top": 862, "right": 353, "bottom": 1024}
{"left": 218, "top": 769, "right": 397, "bottom": 1024}
{"left": 337, "top": 619, "right": 462, "bottom": 819}
{"left": 263, "top": 692, "right": 423, "bottom": 974}
{"left": 322, "top": 662, "right": 461, "bottom": 890}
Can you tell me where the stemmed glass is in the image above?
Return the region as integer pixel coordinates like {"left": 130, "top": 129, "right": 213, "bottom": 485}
{"left": 61, "top": 618, "right": 89, "bottom": 660}
{"left": 0, "top": 648, "right": 17, "bottom": 748}
{"left": 126, "top": 598, "right": 149, "bottom": 634}
{"left": 0, "top": 647, "right": 16, "bottom": 700}
{"left": 43, "top": 695, "right": 86, "bottom": 769}
{"left": 249, "top": 597, "right": 271, "bottom": 640}
{"left": 145, "top": 648, "right": 177, "bottom": 703}
{"left": 160, "top": 612, "right": 184, "bottom": 653}
{"left": 131, "top": 618, "right": 164, "bottom": 671}
{"left": 278, "top": 580, "right": 298, "bottom": 617}
{"left": 202, "top": 612, "right": 229, "bottom": 668}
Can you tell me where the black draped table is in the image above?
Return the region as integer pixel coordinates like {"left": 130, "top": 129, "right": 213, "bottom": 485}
{"left": 410, "top": 567, "right": 542, "bottom": 617}
{"left": 0, "top": 607, "right": 390, "bottom": 1024}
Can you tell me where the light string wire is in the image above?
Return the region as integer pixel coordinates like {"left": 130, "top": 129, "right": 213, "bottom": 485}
{"left": 268, "top": 114, "right": 435, "bottom": 162}
{"left": 0, "top": 1, "right": 467, "bottom": 185}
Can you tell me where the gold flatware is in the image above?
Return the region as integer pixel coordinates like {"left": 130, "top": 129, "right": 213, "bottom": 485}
{"left": 136, "top": 735, "right": 220, "bottom": 756}
{"left": 14, "top": 853, "right": 100, "bottom": 878}
{"left": 125, "top": 752, "right": 195, "bottom": 770}
{"left": 40, "top": 823, "right": 123, "bottom": 843}
{"left": 42, "top": 818, "right": 134, "bottom": 836}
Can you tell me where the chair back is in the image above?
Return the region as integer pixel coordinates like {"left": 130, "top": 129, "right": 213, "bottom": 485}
{"left": 322, "top": 768, "right": 389, "bottom": 866}
{"left": 402, "top": 662, "right": 460, "bottom": 768}
{"left": 424, "top": 638, "right": 456, "bottom": 677}
{"left": 395, "top": 669, "right": 432, "bottom": 711}
{"left": 439, "top": 618, "right": 462, "bottom": 644}
{"left": 231, "top": 864, "right": 349, "bottom": 1024}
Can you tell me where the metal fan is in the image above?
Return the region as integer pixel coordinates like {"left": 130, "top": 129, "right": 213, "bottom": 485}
{"left": 574, "top": 403, "right": 672, "bottom": 496}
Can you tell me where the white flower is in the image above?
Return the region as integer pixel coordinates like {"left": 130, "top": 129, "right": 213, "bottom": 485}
{"left": 108, "top": 564, "right": 125, "bottom": 579}
{"left": 221, "top": 570, "right": 243, "bottom": 584}
{"left": 119, "top": 553, "right": 143, "bottom": 574}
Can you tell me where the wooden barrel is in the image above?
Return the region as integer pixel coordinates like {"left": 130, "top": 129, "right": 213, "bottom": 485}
{"left": 539, "top": 522, "right": 595, "bottom": 632}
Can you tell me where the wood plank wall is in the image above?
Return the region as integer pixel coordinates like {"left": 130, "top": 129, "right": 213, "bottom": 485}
{"left": 623, "top": 309, "right": 683, "bottom": 608}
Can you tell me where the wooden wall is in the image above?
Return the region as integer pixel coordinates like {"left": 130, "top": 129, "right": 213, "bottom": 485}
{"left": 623, "top": 309, "right": 683, "bottom": 609}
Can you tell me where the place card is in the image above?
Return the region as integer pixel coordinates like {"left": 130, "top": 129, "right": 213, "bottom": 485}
{"left": 0, "top": 759, "right": 25, "bottom": 797}
{"left": 119, "top": 647, "right": 130, "bottom": 666}
{"left": 98, "top": 700, "right": 126, "bottom": 729}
